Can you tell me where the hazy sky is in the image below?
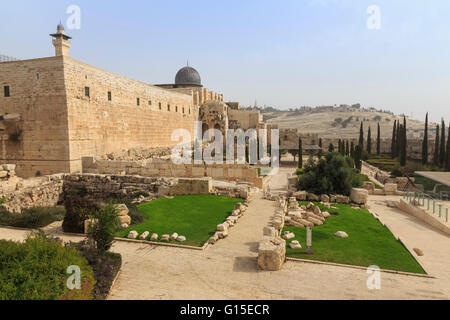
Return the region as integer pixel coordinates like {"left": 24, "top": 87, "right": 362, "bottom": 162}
{"left": 1, "top": 0, "right": 449, "bottom": 122}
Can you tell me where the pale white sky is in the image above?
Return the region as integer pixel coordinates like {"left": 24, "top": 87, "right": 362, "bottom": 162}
{"left": 1, "top": 0, "right": 449, "bottom": 123}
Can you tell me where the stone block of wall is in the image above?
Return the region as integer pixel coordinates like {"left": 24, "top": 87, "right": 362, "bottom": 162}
{"left": 169, "top": 178, "right": 212, "bottom": 195}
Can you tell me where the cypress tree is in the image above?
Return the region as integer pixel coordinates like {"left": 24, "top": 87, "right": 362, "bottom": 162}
{"left": 402, "top": 116, "right": 407, "bottom": 165}
{"left": 328, "top": 143, "right": 334, "bottom": 152}
{"left": 446, "top": 125, "right": 450, "bottom": 171}
{"left": 439, "top": 119, "right": 446, "bottom": 166}
{"left": 298, "top": 138, "right": 303, "bottom": 169}
{"left": 355, "top": 144, "right": 362, "bottom": 171}
{"left": 350, "top": 141, "right": 355, "bottom": 159}
{"left": 359, "top": 122, "right": 364, "bottom": 148}
{"left": 391, "top": 120, "right": 397, "bottom": 158}
{"left": 377, "top": 122, "right": 381, "bottom": 155}
{"left": 367, "top": 126, "right": 372, "bottom": 154}
{"left": 345, "top": 140, "right": 349, "bottom": 156}
{"left": 399, "top": 124, "right": 406, "bottom": 166}
{"left": 338, "top": 139, "right": 342, "bottom": 154}
{"left": 422, "top": 113, "right": 428, "bottom": 165}
{"left": 433, "top": 124, "right": 440, "bottom": 166}
{"left": 319, "top": 138, "right": 322, "bottom": 148}
{"left": 396, "top": 120, "right": 401, "bottom": 157}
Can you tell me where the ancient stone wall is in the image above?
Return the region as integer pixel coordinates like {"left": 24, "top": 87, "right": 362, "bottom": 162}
{"left": 0, "top": 57, "right": 71, "bottom": 177}
{"left": 62, "top": 57, "right": 196, "bottom": 174}
{"left": 1, "top": 172, "right": 64, "bottom": 213}
{"left": 81, "top": 156, "right": 264, "bottom": 188}
{"left": 228, "top": 109, "right": 262, "bottom": 130}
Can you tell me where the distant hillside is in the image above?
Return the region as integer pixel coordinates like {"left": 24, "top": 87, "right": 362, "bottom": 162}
{"left": 265, "top": 107, "right": 433, "bottom": 140}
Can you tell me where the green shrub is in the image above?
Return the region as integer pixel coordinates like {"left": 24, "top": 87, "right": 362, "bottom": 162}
{"left": 87, "top": 202, "right": 119, "bottom": 252}
{"left": 0, "top": 206, "right": 65, "bottom": 228}
{"left": 68, "top": 240, "right": 122, "bottom": 300}
{"left": 298, "top": 152, "right": 361, "bottom": 196}
{"left": 131, "top": 191, "right": 150, "bottom": 198}
{"left": 0, "top": 231, "right": 95, "bottom": 300}
{"left": 63, "top": 195, "right": 99, "bottom": 233}
{"left": 391, "top": 166, "right": 403, "bottom": 178}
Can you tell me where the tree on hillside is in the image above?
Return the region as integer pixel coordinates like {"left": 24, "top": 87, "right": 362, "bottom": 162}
{"left": 359, "top": 122, "right": 364, "bottom": 148}
{"left": 433, "top": 124, "right": 440, "bottom": 166}
{"left": 377, "top": 123, "right": 381, "bottom": 155}
{"left": 354, "top": 144, "right": 362, "bottom": 171}
{"left": 298, "top": 138, "right": 303, "bottom": 169}
{"left": 391, "top": 120, "right": 397, "bottom": 158}
{"left": 399, "top": 124, "right": 406, "bottom": 167}
{"left": 350, "top": 141, "right": 355, "bottom": 159}
{"left": 400, "top": 116, "right": 407, "bottom": 166}
{"left": 439, "top": 119, "right": 446, "bottom": 166}
{"left": 396, "top": 120, "right": 401, "bottom": 157}
{"left": 422, "top": 113, "right": 428, "bottom": 165}
{"left": 340, "top": 140, "right": 346, "bottom": 156}
{"left": 446, "top": 126, "right": 450, "bottom": 171}
{"left": 367, "top": 126, "right": 372, "bottom": 154}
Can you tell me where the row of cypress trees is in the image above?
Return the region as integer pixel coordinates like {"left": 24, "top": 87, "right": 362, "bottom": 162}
{"left": 390, "top": 117, "right": 408, "bottom": 166}
{"left": 358, "top": 122, "right": 382, "bottom": 156}
{"left": 422, "top": 113, "right": 450, "bottom": 170}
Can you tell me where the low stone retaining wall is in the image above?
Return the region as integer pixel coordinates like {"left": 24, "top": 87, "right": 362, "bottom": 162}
{"left": 1, "top": 169, "right": 254, "bottom": 213}
{"left": 1, "top": 173, "right": 64, "bottom": 213}
{"left": 397, "top": 199, "right": 450, "bottom": 235}
{"left": 363, "top": 161, "right": 414, "bottom": 191}
{"left": 82, "top": 157, "right": 264, "bottom": 188}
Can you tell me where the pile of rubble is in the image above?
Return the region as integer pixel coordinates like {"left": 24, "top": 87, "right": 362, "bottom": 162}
{"left": 208, "top": 201, "right": 249, "bottom": 245}
{"left": 292, "top": 191, "right": 350, "bottom": 204}
{"left": 127, "top": 230, "right": 187, "bottom": 243}
{"left": 0, "top": 164, "right": 20, "bottom": 194}
{"left": 285, "top": 197, "right": 333, "bottom": 228}
{"left": 99, "top": 146, "right": 173, "bottom": 161}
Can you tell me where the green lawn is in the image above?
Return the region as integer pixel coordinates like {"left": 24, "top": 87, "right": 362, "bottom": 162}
{"left": 283, "top": 202, "right": 426, "bottom": 274}
{"left": 116, "top": 195, "right": 243, "bottom": 247}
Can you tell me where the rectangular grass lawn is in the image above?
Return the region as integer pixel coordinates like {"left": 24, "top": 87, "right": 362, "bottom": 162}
{"left": 283, "top": 202, "right": 426, "bottom": 274}
{"left": 117, "top": 195, "right": 243, "bottom": 247}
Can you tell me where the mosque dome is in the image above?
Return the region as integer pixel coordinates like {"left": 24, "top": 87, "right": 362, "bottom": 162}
{"left": 57, "top": 22, "right": 65, "bottom": 32}
{"left": 175, "top": 66, "right": 201, "bottom": 86}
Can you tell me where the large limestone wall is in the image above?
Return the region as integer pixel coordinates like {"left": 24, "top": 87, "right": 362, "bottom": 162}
{"left": 82, "top": 157, "right": 264, "bottom": 188}
{"left": 228, "top": 109, "right": 262, "bottom": 130}
{"left": 0, "top": 57, "right": 70, "bottom": 177}
{"left": 62, "top": 57, "right": 196, "bottom": 173}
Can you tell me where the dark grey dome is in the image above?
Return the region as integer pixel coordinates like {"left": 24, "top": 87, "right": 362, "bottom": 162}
{"left": 175, "top": 66, "right": 201, "bottom": 86}
{"left": 57, "top": 23, "right": 64, "bottom": 31}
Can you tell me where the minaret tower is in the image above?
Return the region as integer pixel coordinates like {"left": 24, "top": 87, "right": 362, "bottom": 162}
{"left": 49, "top": 22, "right": 72, "bottom": 56}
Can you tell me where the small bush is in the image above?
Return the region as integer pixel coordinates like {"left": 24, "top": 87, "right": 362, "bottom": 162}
{"left": 87, "top": 202, "right": 119, "bottom": 252}
{"left": 63, "top": 195, "right": 99, "bottom": 233}
{"left": 298, "top": 152, "right": 361, "bottom": 196}
{"left": 0, "top": 231, "right": 95, "bottom": 300}
{"left": 131, "top": 191, "right": 150, "bottom": 198}
{"left": 68, "top": 240, "right": 122, "bottom": 300}
{"left": 0, "top": 206, "right": 65, "bottom": 228}
{"left": 391, "top": 166, "right": 403, "bottom": 178}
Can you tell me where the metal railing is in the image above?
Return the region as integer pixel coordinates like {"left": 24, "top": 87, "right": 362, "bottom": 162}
{"left": 404, "top": 190, "right": 449, "bottom": 223}
{"left": 0, "top": 54, "right": 19, "bottom": 62}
